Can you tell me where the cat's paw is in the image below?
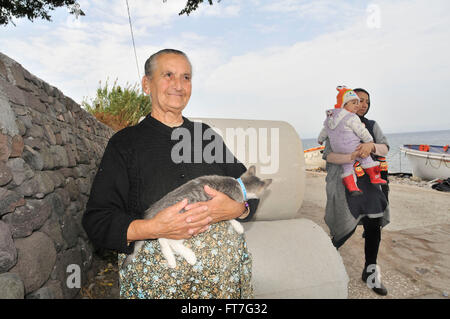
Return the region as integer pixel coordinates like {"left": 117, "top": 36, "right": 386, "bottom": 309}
{"left": 229, "top": 219, "right": 244, "bottom": 234}
{"left": 184, "top": 250, "right": 197, "bottom": 266}
{"left": 167, "top": 258, "right": 177, "bottom": 269}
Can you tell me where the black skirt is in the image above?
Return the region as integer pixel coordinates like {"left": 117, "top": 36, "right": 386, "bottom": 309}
{"left": 346, "top": 173, "right": 388, "bottom": 220}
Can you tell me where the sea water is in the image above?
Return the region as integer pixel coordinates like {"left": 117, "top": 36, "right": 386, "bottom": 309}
{"left": 301, "top": 129, "right": 450, "bottom": 174}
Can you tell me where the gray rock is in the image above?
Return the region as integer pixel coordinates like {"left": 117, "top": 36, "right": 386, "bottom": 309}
{"left": 0, "top": 221, "right": 17, "bottom": 272}
{"left": 0, "top": 82, "right": 21, "bottom": 136}
{"left": 46, "top": 171, "right": 65, "bottom": 189}
{"left": 54, "top": 187, "right": 70, "bottom": 206}
{"left": 5, "top": 158, "right": 27, "bottom": 188}
{"left": 0, "top": 132, "right": 11, "bottom": 162}
{"left": 8, "top": 62, "right": 29, "bottom": 91}
{"left": 61, "top": 214, "right": 79, "bottom": 249}
{"left": 76, "top": 178, "right": 91, "bottom": 195}
{"left": 49, "top": 145, "right": 69, "bottom": 168}
{"left": 3, "top": 200, "right": 51, "bottom": 238}
{"left": 58, "top": 167, "right": 75, "bottom": 178}
{"left": 10, "top": 135, "right": 24, "bottom": 157}
{"left": 23, "top": 162, "right": 34, "bottom": 179}
{"left": 23, "top": 136, "right": 45, "bottom": 150}
{"left": 73, "top": 164, "right": 91, "bottom": 178}
{"left": 22, "top": 145, "right": 44, "bottom": 170}
{"left": 24, "top": 91, "right": 47, "bottom": 113}
{"left": 51, "top": 247, "right": 82, "bottom": 299}
{"left": 0, "top": 273, "right": 24, "bottom": 299}
{"left": 9, "top": 231, "right": 56, "bottom": 294}
{"left": 65, "top": 179, "right": 80, "bottom": 201}
{"left": 43, "top": 192, "right": 65, "bottom": 217}
{"left": 63, "top": 111, "right": 75, "bottom": 124}
{"left": 0, "top": 76, "right": 25, "bottom": 106}
{"left": 0, "top": 187, "right": 25, "bottom": 217}
{"left": 11, "top": 104, "right": 28, "bottom": 116}
{"left": 38, "top": 171, "right": 55, "bottom": 194}
{"left": 25, "top": 280, "right": 63, "bottom": 299}
{"left": 15, "top": 119, "right": 26, "bottom": 136}
{"left": 17, "top": 114, "right": 32, "bottom": 129}
{"left": 77, "top": 151, "right": 90, "bottom": 165}
{"left": 66, "top": 201, "right": 82, "bottom": 216}
{"left": 53, "top": 100, "right": 65, "bottom": 114}
{"left": 54, "top": 132, "right": 62, "bottom": 145}
{"left": 64, "top": 144, "right": 77, "bottom": 167}
{"left": 78, "top": 237, "right": 93, "bottom": 273}
{"left": 0, "top": 161, "right": 13, "bottom": 186}
{"left": 27, "top": 125, "right": 45, "bottom": 139}
{"left": 39, "top": 214, "right": 66, "bottom": 252}
{"left": 43, "top": 124, "right": 56, "bottom": 145}
{"left": 75, "top": 211, "right": 88, "bottom": 241}
{"left": 59, "top": 129, "right": 70, "bottom": 145}
{"left": 40, "top": 147, "right": 55, "bottom": 170}
{"left": 16, "top": 171, "right": 54, "bottom": 198}
{"left": 29, "top": 109, "right": 43, "bottom": 125}
{"left": 0, "top": 58, "right": 6, "bottom": 80}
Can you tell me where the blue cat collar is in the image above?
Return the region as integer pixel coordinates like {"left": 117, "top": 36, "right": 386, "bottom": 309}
{"left": 236, "top": 178, "right": 247, "bottom": 201}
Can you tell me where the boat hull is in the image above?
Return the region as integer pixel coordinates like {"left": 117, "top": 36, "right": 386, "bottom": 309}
{"left": 400, "top": 146, "right": 450, "bottom": 180}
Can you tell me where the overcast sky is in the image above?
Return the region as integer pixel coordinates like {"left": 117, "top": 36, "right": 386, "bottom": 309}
{"left": 1, "top": 0, "right": 449, "bottom": 138}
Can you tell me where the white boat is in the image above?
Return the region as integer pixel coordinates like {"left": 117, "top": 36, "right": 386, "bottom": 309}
{"left": 304, "top": 145, "right": 326, "bottom": 170}
{"left": 400, "top": 144, "right": 450, "bottom": 180}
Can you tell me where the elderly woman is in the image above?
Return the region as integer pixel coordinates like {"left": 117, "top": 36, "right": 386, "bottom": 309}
{"left": 322, "top": 87, "right": 390, "bottom": 296}
{"left": 82, "top": 49, "right": 257, "bottom": 298}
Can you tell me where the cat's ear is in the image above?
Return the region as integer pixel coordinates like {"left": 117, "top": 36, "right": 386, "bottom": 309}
{"left": 247, "top": 165, "right": 256, "bottom": 176}
{"left": 263, "top": 179, "right": 272, "bottom": 187}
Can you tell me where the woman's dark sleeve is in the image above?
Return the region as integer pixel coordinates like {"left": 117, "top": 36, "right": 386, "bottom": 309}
{"left": 82, "top": 140, "right": 137, "bottom": 254}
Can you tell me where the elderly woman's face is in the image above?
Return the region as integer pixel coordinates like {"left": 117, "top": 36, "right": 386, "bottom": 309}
{"left": 145, "top": 53, "right": 192, "bottom": 113}
{"left": 356, "top": 91, "right": 369, "bottom": 116}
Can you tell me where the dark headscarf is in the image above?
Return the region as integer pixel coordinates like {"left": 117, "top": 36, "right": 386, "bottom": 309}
{"left": 353, "top": 88, "right": 375, "bottom": 137}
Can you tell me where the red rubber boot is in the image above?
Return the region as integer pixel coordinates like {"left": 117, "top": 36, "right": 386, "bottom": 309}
{"left": 342, "top": 174, "right": 363, "bottom": 196}
{"left": 365, "top": 165, "right": 387, "bottom": 185}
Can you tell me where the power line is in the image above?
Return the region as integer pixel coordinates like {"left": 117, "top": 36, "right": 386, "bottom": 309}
{"left": 126, "top": 0, "right": 141, "bottom": 83}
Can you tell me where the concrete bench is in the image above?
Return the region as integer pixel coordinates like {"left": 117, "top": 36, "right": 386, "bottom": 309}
{"left": 191, "top": 118, "right": 349, "bottom": 298}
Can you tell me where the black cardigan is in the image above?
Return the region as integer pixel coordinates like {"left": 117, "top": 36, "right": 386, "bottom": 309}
{"left": 82, "top": 115, "right": 259, "bottom": 254}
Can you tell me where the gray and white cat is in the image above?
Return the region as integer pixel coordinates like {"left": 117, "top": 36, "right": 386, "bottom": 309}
{"left": 122, "top": 165, "right": 271, "bottom": 269}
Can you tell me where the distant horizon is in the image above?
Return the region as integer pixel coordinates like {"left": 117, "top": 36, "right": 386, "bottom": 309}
{"left": 301, "top": 128, "right": 450, "bottom": 141}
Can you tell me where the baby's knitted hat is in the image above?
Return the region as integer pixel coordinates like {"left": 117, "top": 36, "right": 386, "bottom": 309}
{"left": 335, "top": 86, "right": 360, "bottom": 108}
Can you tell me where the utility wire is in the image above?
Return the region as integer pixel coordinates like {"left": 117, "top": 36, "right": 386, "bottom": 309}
{"left": 126, "top": 0, "right": 141, "bottom": 84}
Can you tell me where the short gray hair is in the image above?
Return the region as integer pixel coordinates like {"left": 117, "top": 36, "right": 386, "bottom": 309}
{"left": 144, "top": 49, "right": 192, "bottom": 78}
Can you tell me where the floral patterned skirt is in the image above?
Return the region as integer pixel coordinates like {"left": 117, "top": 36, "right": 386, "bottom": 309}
{"left": 118, "top": 220, "right": 253, "bottom": 299}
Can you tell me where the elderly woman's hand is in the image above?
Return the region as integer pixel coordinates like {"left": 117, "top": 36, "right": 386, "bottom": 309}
{"left": 356, "top": 142, "right": 375, "bottom": 158}
{"left": 185, "top": 185, "right": 246, "bottom": 224}
{"left": 127, "top": 199, "right": 212, "bottom": 242}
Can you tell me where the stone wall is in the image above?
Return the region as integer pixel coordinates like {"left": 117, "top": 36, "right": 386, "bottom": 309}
{"left": 0, "top": 52, "right": 114, "bottom": 298}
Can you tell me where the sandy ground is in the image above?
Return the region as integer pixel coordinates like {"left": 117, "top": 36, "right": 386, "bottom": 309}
{"left": 297, "top": 171, "right": 450, "bottom": 299}
{"left": 80, "top": 171, "right": 450, "bottom": 299}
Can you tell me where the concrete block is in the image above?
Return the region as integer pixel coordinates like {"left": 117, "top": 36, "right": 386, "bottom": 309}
{"left": 244, "top": 218, "right": 348, "bottom": 298}
{"left": 190, "top": 118, "right": 306, "bottom": 221}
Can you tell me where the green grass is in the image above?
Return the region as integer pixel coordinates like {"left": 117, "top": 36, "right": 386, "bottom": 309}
{"left": 83, "top": 78, "right": 151, "bottom": 131}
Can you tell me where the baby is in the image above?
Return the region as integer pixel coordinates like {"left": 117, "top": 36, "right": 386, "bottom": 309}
{"left": 318, "top": 86, "right": 386, "bottom": 196}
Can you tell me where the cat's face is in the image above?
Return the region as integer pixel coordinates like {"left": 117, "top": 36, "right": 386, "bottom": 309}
{"left": 240, "top": 165, "right": 272, "bottom": 199}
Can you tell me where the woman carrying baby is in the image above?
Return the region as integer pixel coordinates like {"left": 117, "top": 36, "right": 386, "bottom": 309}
{"left": 318, "top": 86, "right": 387, "bottom": 196}
{"left": 82, "top": 49, "right": 258, "bottom": 298}
{"left": 322, "top": 87, "right": 390, "bottom": 296}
